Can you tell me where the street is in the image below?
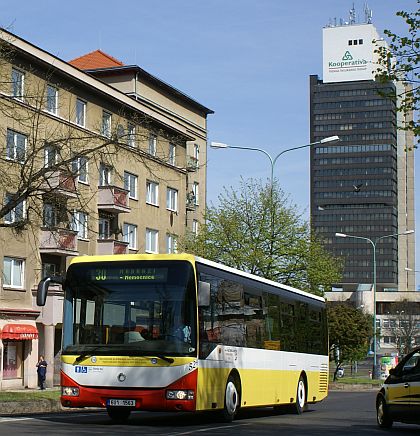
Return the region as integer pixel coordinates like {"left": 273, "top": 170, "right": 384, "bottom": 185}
{"left": 0, "top": 391, "right": 418, "bottom": 435}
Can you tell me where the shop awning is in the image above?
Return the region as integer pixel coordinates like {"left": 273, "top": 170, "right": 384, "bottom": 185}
{"left": 0, "top": 324, "right": 38, "bottom": 340}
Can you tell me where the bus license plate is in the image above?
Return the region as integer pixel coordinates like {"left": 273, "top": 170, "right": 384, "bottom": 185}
{"left": 107, "top": 399, "right": 136, "bottom": 407}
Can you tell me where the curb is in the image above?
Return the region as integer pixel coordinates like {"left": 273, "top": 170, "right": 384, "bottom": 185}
{"left": 329, "top": 383, "right": 380, "bottom": 391}
{"left": 0, "top": 399, "right": 63, "bottom": 416}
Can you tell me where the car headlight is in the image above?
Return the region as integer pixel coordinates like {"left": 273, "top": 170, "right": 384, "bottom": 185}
{"left": 62, "top": 386, "right": 80, "bottom": 396}
{"left": 166, "top": 390, "right": 194, "bottom": 400}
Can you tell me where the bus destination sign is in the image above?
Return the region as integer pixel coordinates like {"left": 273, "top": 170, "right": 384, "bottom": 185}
{"left": 91, "top": 267, "right": 168, "bottom": 282}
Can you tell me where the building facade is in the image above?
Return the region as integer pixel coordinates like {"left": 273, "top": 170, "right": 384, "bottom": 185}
{"left": 0, "top": 30, "right": 212, "bottom": 388}
{"left": 309, "top": 17, "right": 418, "bottom": 355}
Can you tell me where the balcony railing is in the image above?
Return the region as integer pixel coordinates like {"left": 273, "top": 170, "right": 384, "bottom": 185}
{"left": 39, "top": 228, "right": 78, "bottom": 256}
{"left": 97, "top": 239, "right": 129, "bottom": 255}
{"left": 97, "top": 185, "right": 130, "bottom": 213}
{"left": 41, "top": 170, "right": 77, "bottom": 198}
{"left": 186, "top": 156, "right": 199, "bottom": 172}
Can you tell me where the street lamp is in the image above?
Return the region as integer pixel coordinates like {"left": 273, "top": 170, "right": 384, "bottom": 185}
{"left": 210, "top": 135, "right": 340, "bottom": 187}
{"left": 335, "top": 229, "right": 415, "bottom": 379}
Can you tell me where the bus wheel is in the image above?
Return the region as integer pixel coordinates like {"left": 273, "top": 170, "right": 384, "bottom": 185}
{"left": 221, "top": 375, "right": 240, "bottom": 422}
{"left": 292, "top": 376, "right": 306, "bottom": 415}
{"left": 107, "top": 407, "right": 131, "bottom": 423}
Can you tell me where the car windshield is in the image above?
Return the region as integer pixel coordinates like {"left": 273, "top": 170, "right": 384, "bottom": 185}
{"left": 62, "top": 260, "right": 197, "bottom": 357}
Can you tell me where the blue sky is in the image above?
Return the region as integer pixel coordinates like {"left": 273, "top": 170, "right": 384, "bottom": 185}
{"left": 2, "top": 0, "right": 418, "bottom": 286}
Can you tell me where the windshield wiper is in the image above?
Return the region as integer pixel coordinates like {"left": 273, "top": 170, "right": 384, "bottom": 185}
{"left": 73, "top": 347, "right": 104, "bottom": 364}
{"left": 153, "top": 354, "right": 174, "bottom": 364}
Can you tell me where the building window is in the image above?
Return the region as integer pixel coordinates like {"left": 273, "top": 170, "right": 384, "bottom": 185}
{"left": 124, "top": 171, "right": 138, "bottom": 200}
{"left": 166, "top": 188, "right": 178, "bottom": 212}
{"left": 44, "top": 143, "right": 58, "bottom": 168}
{"left": 359, "top": 39, "right": 363, "bottom": 45}
{"left": 71, "top": 156, "right": 88, "bottom": 183}
{"left": 146, "top": 228, "right": 158, "bottom": 253}
{"left": 169, "top": 143, "right": 176, "bottom": 165}
{"left": 42, "top": 262, "right": 59, "bottom": 279}
{"left": 46, "top": 85, "right": 58, "bottom": 114}
{"left": 3, "top": 341, "right": 23, "bottom": 379}
{"left": 98, "top": 217, "right": 111, "bottom": 240}
{"left": 3, "top": 193, "right": 25, "bottom": 224}
{"left": 99, "top": 163, "right": 112, "bottom": 186}
{"left": 71, "top": 211, "right": 88, "bottom": 239}
{"left": 11, "top": 68, "right": 24, "bottom": 100}
{"left": 2, "top": 257, "right": 24, "bottom": 288}
{"left": 348, "top": 40, "right": 352, "bottom": 46}
{"left": 194, "top": 143, "right": 199, "bottom": 162}
{"left": 149, "top": 133, "right": 157, "bottom": 156}
{"left": 75, "top": 98, "right": 86, "bottom": 127}
{"left": 127, "top": 123, "right": 136, "bottom": 147}
{"left": 146, "top": 181, "right": 159, "bottom": 206}
{"left": 192, "top": 219, "right": 199, "bottom": 236}
{"left": 192, "top": 182, "right": 199, "bottom": 205}
{"left": 102, "top": 111, "right": 112, "bottom": 138}
{"left": 123, "top": 223, "right": 137, "bottom": 249}
{"left": 166, "top": 233, "right": 177, "bottom": 253}
{"left": 6, "top": 129, "right": 26, "bottom": 163}
{"left": 43, "top": 202, "right": 59, "bottom": 228}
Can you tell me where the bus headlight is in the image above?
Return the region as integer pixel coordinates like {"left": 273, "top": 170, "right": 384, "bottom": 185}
{"left": 166, "top": 390, "right": 194, "bottom": 400}
{"left": 62, "top": 386, "right": 80, "bottom": 396}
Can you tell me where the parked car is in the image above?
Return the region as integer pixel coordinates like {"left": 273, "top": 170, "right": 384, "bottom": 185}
{"left": 376, "top": 347, "right": 420, "bottom": 428}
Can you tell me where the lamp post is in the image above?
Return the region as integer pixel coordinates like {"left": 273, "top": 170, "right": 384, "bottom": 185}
{"left": 335, "top": 229, "right": 415, "bottom": 379}
{"left": 210, "top": 135, "right": 340, "bottom": 188}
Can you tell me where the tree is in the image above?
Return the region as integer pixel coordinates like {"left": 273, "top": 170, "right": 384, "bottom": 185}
{"left": 180, "top": 177, "right": 342, "bottom": 295}
{"left": 327, "top": 303, "right": 373, "bottom": 380}
{"left": 389, "top": 299, "right": 420, "bottom": 356}
{"left": 375, "top": 2, "right": 420, "bottom": 142}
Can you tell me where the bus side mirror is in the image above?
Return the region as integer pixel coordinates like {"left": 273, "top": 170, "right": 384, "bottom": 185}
{"left": 37, "top": 276, "right": 64, "bottom": 306}
{"left": 198, "top": 281, "right": 210, "bottom": 307}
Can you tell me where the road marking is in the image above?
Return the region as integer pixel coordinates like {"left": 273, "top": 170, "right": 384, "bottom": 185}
{"left": 0, "top": 417, "right": 33, "bottom": 423}
{"left": 166, "top": 423, "right": 251, "bottom": 435}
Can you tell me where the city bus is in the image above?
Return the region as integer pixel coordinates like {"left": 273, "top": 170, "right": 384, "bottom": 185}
{"left": 37, "top": 253, "right": 329, "bottom": 422}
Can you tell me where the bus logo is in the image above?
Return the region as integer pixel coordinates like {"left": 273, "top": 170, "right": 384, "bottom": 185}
{"left": 75, "top": 366, "right": 88, "bottom": 373}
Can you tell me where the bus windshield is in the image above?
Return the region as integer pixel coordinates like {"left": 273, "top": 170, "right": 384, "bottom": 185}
{"left": 62, "top": 260, "right": 197, "bottom": 358}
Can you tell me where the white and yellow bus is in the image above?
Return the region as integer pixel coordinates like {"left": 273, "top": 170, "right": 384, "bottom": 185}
{"left": 37, "top": 253, "right": 329, "bottom": 422}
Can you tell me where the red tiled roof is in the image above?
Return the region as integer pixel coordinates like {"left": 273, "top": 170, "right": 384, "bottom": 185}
{"left": 69, "top": 50, "right": 124, "bottom": 70}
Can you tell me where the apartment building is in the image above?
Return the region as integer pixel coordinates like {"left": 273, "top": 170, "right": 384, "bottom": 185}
{"left": 0, "top": 29, "right": 212, "bottom": 388}
{"left": 309, "top": 11, "right": 418, "bottom": 355}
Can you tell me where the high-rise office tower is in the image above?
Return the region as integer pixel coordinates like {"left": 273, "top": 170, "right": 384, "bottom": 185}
{"left": 310, "top": 11, "right": 415, "bottom": 313}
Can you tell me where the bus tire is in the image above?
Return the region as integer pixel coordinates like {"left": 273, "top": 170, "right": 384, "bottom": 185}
{"left": 292, "top": 375, "right": 306, "bottom": 415}
{"left": 107, "top": 407, "right": 131, "bottom": 422}
{"left": 220, "top": 375, "right": 240, "bottom": 422}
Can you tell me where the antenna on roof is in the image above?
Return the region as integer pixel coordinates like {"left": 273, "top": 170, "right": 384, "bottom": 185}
{"left": 349, "top": 3, "right": 356, "bottom": 25}
{"left": 364, "top": 3, "right": 373, "bottom": 23}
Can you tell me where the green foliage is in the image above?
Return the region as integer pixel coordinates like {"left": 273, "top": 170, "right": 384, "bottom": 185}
{"left": 328, "top": 303, "right": 373, "bottom": 366}
{"left": 375, "top": 2, "right": 420, "bottom": 142}
{"left": 180, "top": 177, "right": 342, "bottom": 295}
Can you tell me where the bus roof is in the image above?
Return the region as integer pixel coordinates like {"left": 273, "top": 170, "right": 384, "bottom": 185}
{"left": 68, "top": 253, "right": 325, "bottom": 303}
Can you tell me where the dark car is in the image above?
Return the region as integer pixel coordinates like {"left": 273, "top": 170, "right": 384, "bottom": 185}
{"left": 376, "top": 347, "right": 420, "bottom": 428}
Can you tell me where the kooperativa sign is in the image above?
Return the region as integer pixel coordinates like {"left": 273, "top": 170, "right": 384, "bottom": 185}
{"left": 328, "top": 50, "right": 368, "bottom": 74}
{"left": 322, "top": 23, "right": 382, "bottom": 83}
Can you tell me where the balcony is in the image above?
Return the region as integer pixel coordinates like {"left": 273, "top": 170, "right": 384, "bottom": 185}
{"left": 39, "top": 228, "right": 78, "bottom": 256}
{"left": 97, "top": 186, "right": 130, "bottom": 213}
{"left": 41, "top": 170, "right": 77, "bottom": 198}
{"left": 97, "top": 239, "right": 129, "bottom": 255}
{"left": 186, "top": 156, "right": 199, "bottom": 172}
